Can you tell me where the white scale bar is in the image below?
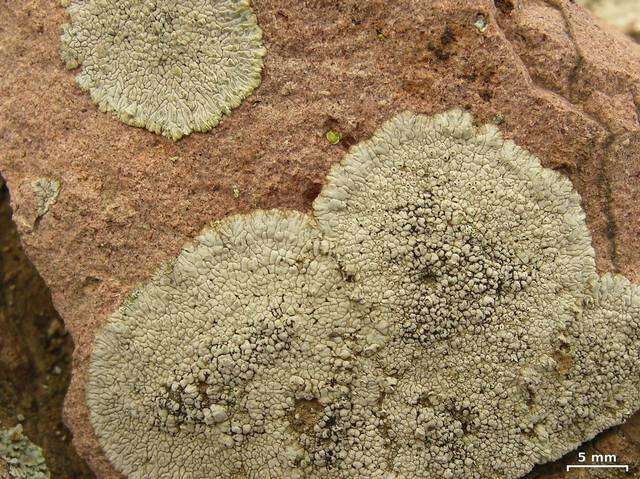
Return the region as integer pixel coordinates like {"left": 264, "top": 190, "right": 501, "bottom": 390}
{"left": 567, "top": 465, "right": 629, "bottom": 471}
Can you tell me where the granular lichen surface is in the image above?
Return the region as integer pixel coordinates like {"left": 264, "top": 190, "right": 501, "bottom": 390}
{"left": 60, "top": 0, "right": 266, "bottom": 140}
{"left": 86, "top": 111, "right": 640, "bottom": 479}
{"left": 0, "top": 425, "right": 50, "bottom": 479}
{"left": 88, "top": 210, "right": 359, "bottom": 477}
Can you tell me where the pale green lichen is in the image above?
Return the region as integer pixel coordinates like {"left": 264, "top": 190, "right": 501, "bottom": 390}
{"left": 473, "top": 13, "right": 488, "bottom": 33}
{"left": 578, "top": 0, "right": 640, "bottom": 38}
{"left": 314, "top": 110, "right": 638, "bottom": 478}
{"left": 60, "top": 0, "right": 266, "bottom": 140}
{"left": 88, "top": 210, "right": 360, "bottom": 478}
{"left": 31, "top": 178, "right": 61, "bottom": 219}
{"left": 87, "top": 111, "right": 640, "bottom": 478}
{"left": 0, "top": 425, "right": 50, "bottom": 479}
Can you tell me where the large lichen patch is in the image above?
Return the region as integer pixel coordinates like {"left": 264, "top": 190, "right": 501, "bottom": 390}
{"left": 60, "top": 0, "right": 266, "bottom": 140}
{"left": 87, "top": 111, "right": 640, "bottom": 479}
{"left": 88, "top": 210, "right": 361, "bottom": 477}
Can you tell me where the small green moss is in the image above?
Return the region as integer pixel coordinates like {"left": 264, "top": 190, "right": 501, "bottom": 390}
{"left": 233, "top": 186, "right": 241, "bottom": 198}
{"left": 326, "top": 130, "right": 342, "bottom": 145}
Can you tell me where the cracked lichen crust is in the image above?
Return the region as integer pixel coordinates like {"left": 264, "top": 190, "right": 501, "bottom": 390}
{"left": 541, "top": 274, "right": 640, "bottom": 460}
{"left": 313, "top": 110, "right": 638, "bottom": 478}
{"left": 87, "top": 210, "right": 363, "bottom": 478}
{"left": 0, "top": 425, "right": 50, "bottom": 479}
{"left": 32, "top": 178, "right": 60, "bottom": 218}
{"left": 315, "top": 110, "right": 595, "bottom": 346}
{"left": 60, "top": 0, "right": 266, "bottom": 140}
{"left": 88, "top": 111, "right": 640, "bottom": 479}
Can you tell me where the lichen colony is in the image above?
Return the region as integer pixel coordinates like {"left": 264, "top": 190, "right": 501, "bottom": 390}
{"left": 87, "top": 111, "right": 640, "bottom": 478}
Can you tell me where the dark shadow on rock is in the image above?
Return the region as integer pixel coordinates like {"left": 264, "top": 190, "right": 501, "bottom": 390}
{"left": 0, "top": 176, "right": 94, "bottom": 478}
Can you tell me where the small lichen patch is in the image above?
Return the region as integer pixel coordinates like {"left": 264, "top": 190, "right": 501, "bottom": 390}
{"left": 88, "top": 111, "right": 640, "bottom": 479}
{"left": 0, "top": 425, "right": 50, "bottom": 479}
{"left": 474, "top": 13, "right": 488, "bottom": 32}
{"left": 60, "top": 0, "right": 266, "bottom": 140}
{"left": 31, "top": 178, "right": 60, "bottom": 219}
{"left": 12, "top": 177, "right": 61, "bottom": 230}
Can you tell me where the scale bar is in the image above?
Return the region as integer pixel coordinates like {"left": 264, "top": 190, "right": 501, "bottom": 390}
{"left": 567, "top": 465, "right": 629, "bottom": 471}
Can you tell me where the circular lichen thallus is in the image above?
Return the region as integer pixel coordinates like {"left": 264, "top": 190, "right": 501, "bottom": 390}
{"left": 60, "top": 0, "right": 266, "bottom": 140}
{"left": 88, "top": 111, "right": 640, "bottom": 479}
{"left": 88, "top": 210, "right": 366, "bottom": 478}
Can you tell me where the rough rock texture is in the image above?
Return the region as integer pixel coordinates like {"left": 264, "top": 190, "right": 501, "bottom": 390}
{"left": 0, "top": 181, "right": 93, "bottom": 478}
{"left": 1, "top": 0, "right": 640, "bottom": 477}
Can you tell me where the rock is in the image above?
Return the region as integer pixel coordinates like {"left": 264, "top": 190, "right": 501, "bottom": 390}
{"left": 0, "top": 0, "right": 639, "bottom": 477}
{"left": 0, "top": 181, "right": 93, "bottom": 478}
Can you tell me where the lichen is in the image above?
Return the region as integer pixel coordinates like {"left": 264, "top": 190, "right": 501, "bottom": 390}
{"left": 60, "top": 0, "right": 266, "bottom": 140}
{"left": 314, "top": 110, "right": 638, "bottom": 478}
{"left": 473, "top": 13, "right": 488, "bottom": 33}
{"left": 12, "top": 177, "right": 61, "bottom": 230}
{"left": 87, "top": 111, "right": 640, "bottom": 478}
{"left": 0, "top": 425, "right": 50, "bottom": 479}
{"left": 578, "top": 0, "right": 640, "bottom": 39}
{"left": 31, "top": 178, "right": 60, "bottom": 219}
{"left": 88, "top": 210, "right": 361, "bottom": 478}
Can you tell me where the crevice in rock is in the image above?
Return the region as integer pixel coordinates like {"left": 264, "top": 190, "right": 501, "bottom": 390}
{"left": 598, "top": 134, "right": 621, "bottom": 272}
{"left": 540, "top": 0, "right": 622, "bottom": 272}
{"left": 0, "top": 175, "right": 95, "bottom": 478}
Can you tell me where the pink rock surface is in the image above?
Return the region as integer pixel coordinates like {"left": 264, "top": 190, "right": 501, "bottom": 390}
{"left": 1, "top": 0, "right": 639, "bottom": 477}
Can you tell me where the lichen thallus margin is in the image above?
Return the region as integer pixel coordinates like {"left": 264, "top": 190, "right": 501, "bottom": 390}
{"left": 60, "top": 0, "right": 266, "bottom": 140}
{"left": 86, "top": 110, "right": 639, "bottom": 479}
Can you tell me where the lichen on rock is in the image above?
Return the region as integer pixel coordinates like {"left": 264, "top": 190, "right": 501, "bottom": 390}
{"left": 87, "top": 210, "right": 363, "bottom": 478}
{"left": 11, "top": 177, "right": 61, "bottom": 231}
{"left": 0, "top": 425, "right": 50, "bottom": 479}
{"left": 314, "top": 110, "right": 639, "bottom": 478}
{"left": 31, "top": 178, "right": 61, "bottom": 219}
{"left": 578, "top": 0, "right": 640, "bottom": 40}
{"left": 87, "top": 111, "right": 640, "bottom": 478}
{"left": 60, "top": 0, "right": 266, "bottom": 140}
